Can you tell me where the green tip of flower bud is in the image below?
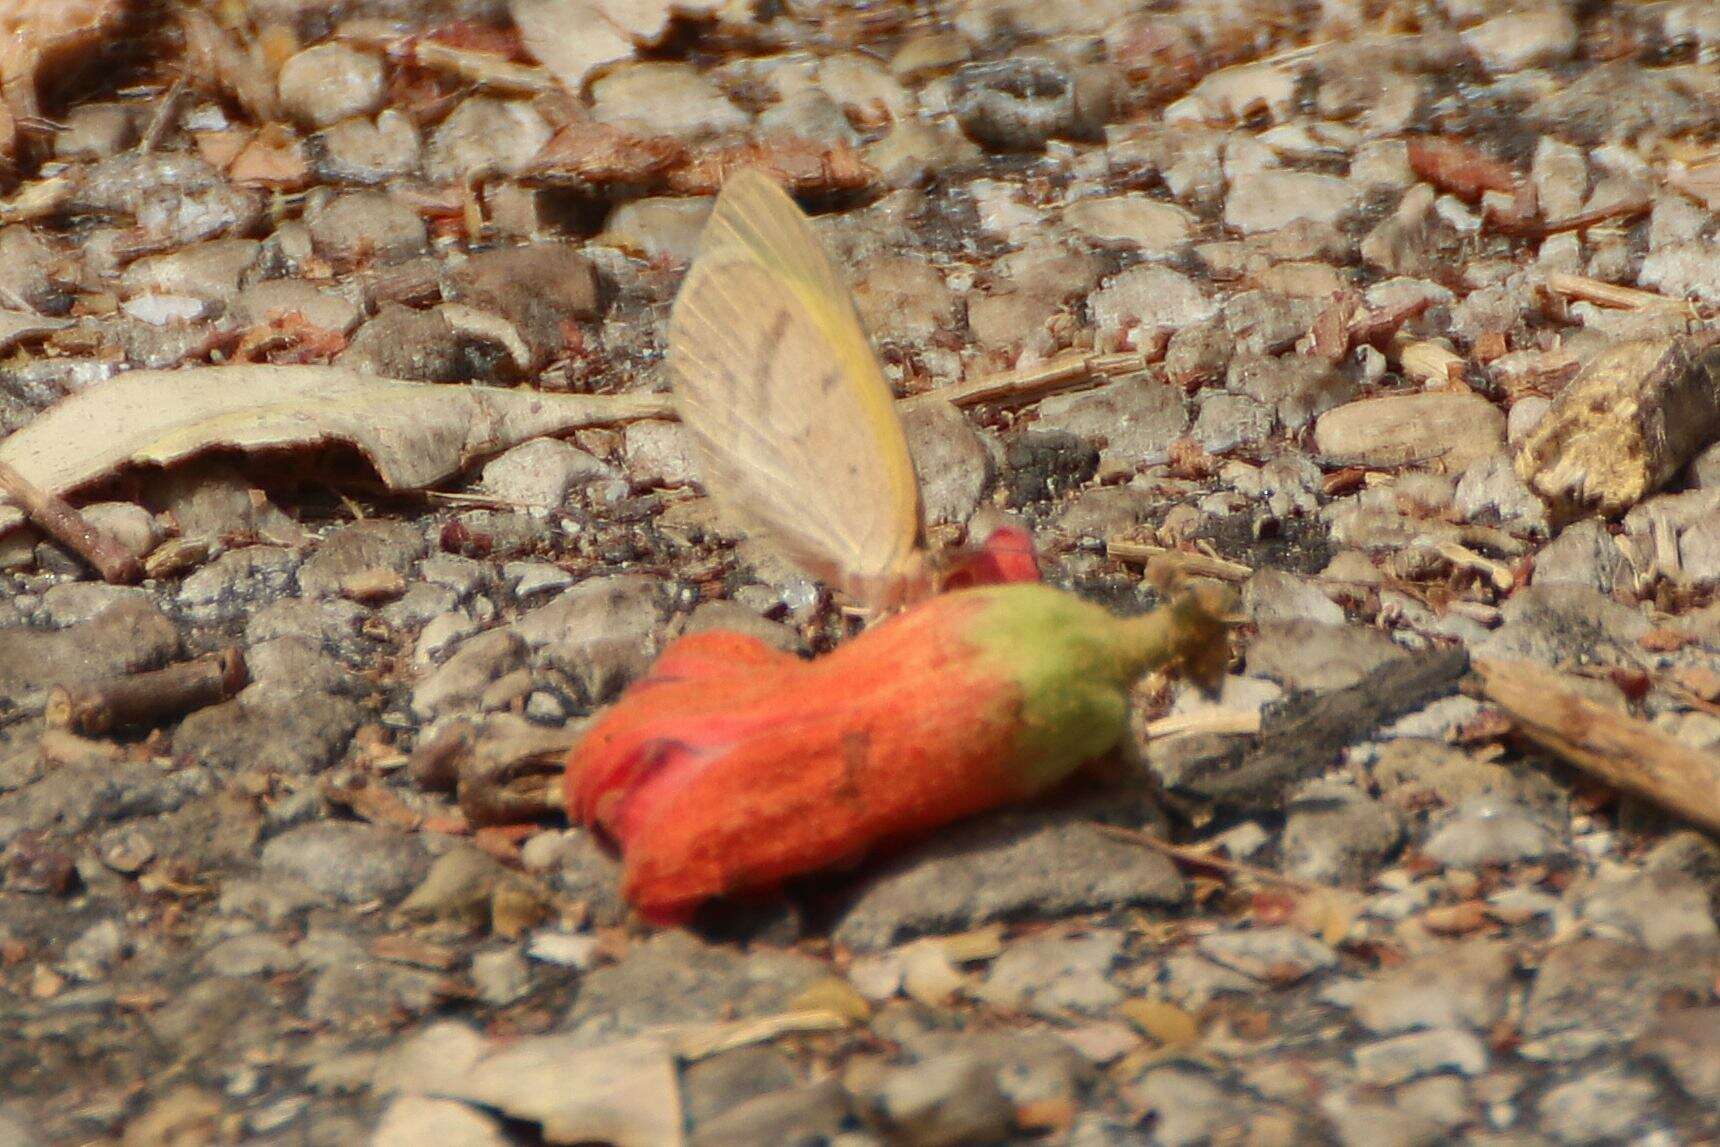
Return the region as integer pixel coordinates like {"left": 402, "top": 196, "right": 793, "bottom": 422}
{"left": 967, "top": 582, "right": 1236, "bottom": 792}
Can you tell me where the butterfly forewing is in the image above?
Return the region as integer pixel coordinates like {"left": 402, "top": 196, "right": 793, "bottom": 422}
{"left": 667, "top": 170, "right": 923, "bottom": 608}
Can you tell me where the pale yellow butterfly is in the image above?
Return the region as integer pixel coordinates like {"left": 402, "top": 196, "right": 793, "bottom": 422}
{"left": 666, "top": 168, "right": 934, "bottom": 614}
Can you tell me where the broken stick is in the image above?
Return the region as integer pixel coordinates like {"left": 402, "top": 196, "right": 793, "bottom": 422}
{"left": 46, "top": 648, "right": 247, "bottom": 735}
{"left": 0, "top": 459, "right": 142, "bottom": 584}
{"left": 1474, "top": 657, "right": 1720, "bottom": 837}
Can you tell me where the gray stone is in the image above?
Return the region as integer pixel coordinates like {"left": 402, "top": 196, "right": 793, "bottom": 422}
{"left": 903, "top": 401, "right": 993, "bottom": 527}
{"left": 692, "top": 1081, "right": 849, "bottom": 1147}
{"left": 978, "top": 932, "right": 1122, "bottom": 1016}
{"left": 1226, "top": 352, "right": 1357, "bottom": 432}
{"left": 246, "top": 597, "right": 371, "bottom": 661}
{"left": 1635, "top": 1006, "right": 1720, "bottom": 1105}
{"left": 443, "top": 243, "right": 602, "bottom": 363}
{"left": 426, "top": 96, "right": 553, "bottom": 181}
{"left": 1196, "top": 926, "right": 1337, "bottom": 983}
{"left": 1191, "top": 392, "right": 1273, "bottom": 453}
{"left": 260, "top": 823, "right": 429, "bottom": 905}
{"left": 471, "top": 948, "right": 532, "bottom": 1006}
{"left": 563, "top": 932, "right": 829, "bottom": 1041}
{"left": 1225, "top": 170, "right": 1357, "bottom": 233}
{"left": 1354, "top": 1029, "right": 1487, "bottom": 1086}
{"left": 1533, "top": 519, "right": 1630, "bottom": 595}
{"left": 1089, "top": 265, "right": 1218, "bottom": 337}
{"left": 1455, "top": 454, "right": 1548, "bottom": 534}
{"left": 1422, "top": 797, "right": 1560, "bottom": 869}
{"left": 1474, "top": 584, "right": 1650, "bottom": 668}
{"left": 122, "top": 238, "right": 260, "bottom": 303}
{"left": 1125, "top": 1068, "right": 1250, "bottom": 1147}
{"left": 512, "top": 575, "right": 669, "bottom": 701}
{"left": 1244, "top": 568, "right": 1344, "bottom": 626}
{"left": 1536, "top": 1068, "right": 1662, "bottom": 1146}
{"left": 834, "top": 813, "right": 1186, "bottom": 951}
{"left": 950, "top": 57, "right": 1080, "bottom": 151}
{"left": 1319, "top": 1089, "right": 1445, "bottom": 1147}
{"left": 1246, "top": 619, "right": 1407, "bottom": 693}
{"left": 480, "top": 438, "right": 613, "bottom": 511}
{"left": 278, "top": 43, "right": 385, "bottom": 127}
{"left": 315, "top": 109, "right": 422, "bottom": 184}
{"left": 202, "top": 932, "right": 301, "bottom": 978}
{"left": 1522, "top": 938, "right": 1719, "bottom": 1059}
{"left": 591, "top": 62, "right": 750, "bottom": 139}
{"left": 337, "top": 304, "right": 472, "bottom": 383}
{"left": 759, "top": 88, "right": 859, "bottom": 145}
{"left": 623, "top": 419, "right": 700, "bottom": 488}
{"left": 1281, "top": 784, "right": 1402, "bottom": 885}
{"left": 683, "top": 1046, "right": 798, "bottom": 1127}
{"left": 0, "top": 598, "right": 180, "bottom": 697}
{"left": 1572, "top": 867, "right": 1718, "bottom": 951}
{"left": 874, "top": 1054, "right": 1013, "bottom": 1147}
{"left": 1033, "top": 375, "right": 1188, "bottom": 477}
{"left": 852, "top": 254, "right": 959, "bottom": 344}
{"left": 37, "top": 582, "right": 149, "bottom": 628}
{"left": 308, "top": 192, "right": 429, "bottom": 267}
{"left": 1348, "top": 940, "right": 1514, "bottom": 1034}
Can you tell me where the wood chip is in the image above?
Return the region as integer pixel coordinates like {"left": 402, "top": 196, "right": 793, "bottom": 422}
{"left": 1474, "top": 657, "right": 1720, "bottom": 837}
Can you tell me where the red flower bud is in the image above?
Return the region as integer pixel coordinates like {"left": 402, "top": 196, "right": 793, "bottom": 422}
{"left": 566, "top": 582, "right": 1228, "bottom": 923}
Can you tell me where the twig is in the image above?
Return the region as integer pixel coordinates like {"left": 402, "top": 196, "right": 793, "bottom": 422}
{"left": 45, "top": 648, "right": 247, "bottom": 734}
{"left": 1427, "top": 539, "right": 1514, "bottom": 591}
{"left": 1107, "top": 539, "right": 1253, "bottom": 583}
{"left": 1095, "top": 823, "right": 1335, "bottom": 896}
{"left": 138, "top": 73, "right": 188, "bottom": 155}
{"left": 0, "top": 459, "right": 142, "bottom": 583}
{"left": 1143, "top": 709, "right": 1262, "bottom": 739}
{"left": 903, "top": 350, "right": 1147, "bottom": 411}
{"left": 413, "top": 40, "right": 556, "bottom": 95}
{"left": 1473, "top": 657, "right": 1720, "bottom": 837}
{"left": 1542, "top": 272, "right": 1693, "bottom": 314}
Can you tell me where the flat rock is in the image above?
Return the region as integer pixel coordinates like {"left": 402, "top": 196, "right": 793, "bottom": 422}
{"left": 1314, "top": 391, "right": 1506, "bottom": 470}
{"left": 834, "top": 813, "right": 1187, "bottom": 951}
{"left": 1347, "top": 940, "right": 1514, "bottom": 1034}
{"left": 1245, "top": 619, "right": 1407, "bottom": 693}
{"left": 1033, "top": 375, "right": 1189, "bottom": 477}
{"left": 1089, "top": 265, "right": 1218, "bottom": 337}
{"left": 563, "top": 932, "right": 829, "bottom": 1041}
{"left": 259, "top": 822, "right": 429, "bottom": 905}
{"left": 0, "top": 599, "right": 180, "bottom": 698}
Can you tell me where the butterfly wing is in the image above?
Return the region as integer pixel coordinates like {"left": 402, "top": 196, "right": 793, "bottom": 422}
{"left": 667, "top": 170, "right": 924, "bottom": 607}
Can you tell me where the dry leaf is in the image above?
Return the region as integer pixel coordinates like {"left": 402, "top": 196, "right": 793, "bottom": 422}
{"left": 179, "top": 6, "right": 279, "bottom": 122}
{"left": 0, "top": 365, "right": 670, "bottom": 537}
{"left": 513, "top": 0, "right": 633, "bottom": 96}
{"left": 1405, "top": 135, "right": 1519, "bottom": 201}
{"left": 513, "top": 0, "right": 724, "bottom": 95}
{"left": 440, "top": 1033, "right": 685, "bottom": 1146}
{"left": 0, "top": 0, "right": 129, "bottom": 122}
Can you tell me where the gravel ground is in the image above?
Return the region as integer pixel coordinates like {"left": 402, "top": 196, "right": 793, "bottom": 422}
{"left": 1, "top": 1, "right": 1718, "bottom": 1144}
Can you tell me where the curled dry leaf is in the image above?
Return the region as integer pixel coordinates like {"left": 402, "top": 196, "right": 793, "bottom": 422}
{"left": 1404, "top": 135, "right": 1519, "bottom": 202}
{"left": 0, "top": 0, "right": 130, "bottom": 121}
{"left": 528, "top": 125, "right": 879, "bottom": 199}
{"left": 527, "top": 119, "right": 689, "bottom": 189}
{"left": 512, "top": 0, "right": 723, "bottom": 96}
{"left": 178, "top": 6, "right": 279, "bottom": 123}
{"left": 665, "top": 136, "right": 877, "bottom": 197}
{"left": 0, "top": 365, "right": 671, "bottom": 537}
